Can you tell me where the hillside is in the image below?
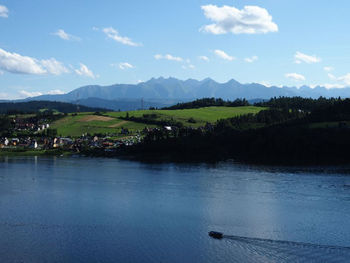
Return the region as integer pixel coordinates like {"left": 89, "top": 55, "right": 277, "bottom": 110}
{"left": 50, "top": 106, "right": 265, "bottom": 137}
{"left": 0, "top": 101, "right": 108, "bottom": 114}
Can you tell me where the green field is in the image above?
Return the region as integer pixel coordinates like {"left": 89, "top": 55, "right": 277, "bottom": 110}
{"left": 51, "top": 106, "right": 265, "bottom": 137}
{"left": 106, "top": 106, "right": 265, "bottom": 126}
{"left": 50, "top": 113, "right": 155, "bottom": 137}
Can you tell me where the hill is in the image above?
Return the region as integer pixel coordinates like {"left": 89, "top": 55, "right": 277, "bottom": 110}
{"left": 50, "top": 106, "right": 265, "bottom": 137}
{"left": 0, "top": 101, "right": 109, "bottom": 114}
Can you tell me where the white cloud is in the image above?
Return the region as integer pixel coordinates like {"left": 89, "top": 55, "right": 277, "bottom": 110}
{"left": 102, "top": 27, "right": 141, "bottom": 47}
{"left": 325, "top": 72, "right": 350, "bottom": 86}
{"left": 285, "top": 73, "right": 306, "bottom": 81}
{"left": 182, "top": 64, "right": 195, "bottom": 70}
{"left": 19, "top": 90, "right": 43, "bottom": 98}
{"left": 323, "top": 83, "right": 345, "bottom": 89}
{"left": 118, "top": 62, "right": 134, "bottom": 70}
{"left": 0, "top": 48, "right": 46, "bottom": 74}
{"left": 200, "top": 4, "right": 278, "bottom": 35}
{"left": 75, "top": 63, "right": 95, "bottom": 78}
{"left": 324, "top": 66, "right": 334, "bottom": 72}
{"left": 46, "top": 89, "right": 65, "bottom": 95}
{"left": 0, "top": 5, "right": 9, "bottom": 18}
{"left": 19, "top": 89, "right": 65, "bottom": 98}
{"left": 0, "top": 70, "right": 3, "bottom": 75}
{"left": 198, "top": 56, "right": 209, "bottom": 61}
{"left": 154, "top": 54, "right": 183, "bottom": 62}
{"left": 245, "top": 56, "right": 258, "bottom": 63}
{"left": 40, "top": 58, "right": 69, "bottom": 75}
{"left": 0, "top": 48, "right": 70, "bottom": 76}
{"left": 53, "top": 29, "right": 80, "bottom": 41}
{"left": 327, "top": 73, "right": 336, "bottom": 80}
{"left": 258, "top": 81, "right": 272, "bottom": 87}
{"left": 0, "top": 92, "right": 9, "bottom": 99}
{"left": 214, "top": 49, "right": 235, "bottom": 61}
{"left": 294, "top": 51, "right": 321, "bottom": 64}
{"left": 338, "top": 73, "right": 350, "bottom": 85}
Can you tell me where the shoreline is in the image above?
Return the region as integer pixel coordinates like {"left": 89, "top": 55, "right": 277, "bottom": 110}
{"left": 2, "top": 148, "right": 350, "bottom": 168}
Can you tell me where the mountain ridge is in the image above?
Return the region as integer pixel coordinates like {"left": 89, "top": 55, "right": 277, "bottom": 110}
{"left": 5, "top": 77, "right": 350, "bottom": 111}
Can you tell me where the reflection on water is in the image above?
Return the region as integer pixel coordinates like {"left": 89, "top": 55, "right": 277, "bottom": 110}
{"left": 0, "top": 157, "right": 350, "bottom": 262}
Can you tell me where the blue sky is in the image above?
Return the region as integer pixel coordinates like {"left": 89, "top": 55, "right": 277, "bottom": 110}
{"left": 0, "top": 0, "right": 350, "bottom": 99}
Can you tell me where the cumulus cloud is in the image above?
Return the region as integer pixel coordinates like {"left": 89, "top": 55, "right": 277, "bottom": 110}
{"left": 214, "top": 49, "right": 235, "bottom": 61}
{"left": 294, "top": 51, "right": 321, "bottom": 64}
{"left": 102, "top": 27, "right": 141, "bottom": 47}
{"left": 74, "top": 63, "right": 96, "bottom": 78}
{"left": 0, "top": 48, "right": 46, "bottom": 74}
{"left": 0, "top": 5, "right": 9, "bottom": 18}
{"left": 118, "top": 62, "right": 134, "bottom": 70}
{"left": 200, "top": 4, "right": 278, "bottom": 35}
{"left": 41, "top": 58, "right": 69, "bottom": 75}
{"left": 0, "top": 48, "right": 69, "bottom": 75}
{"left": 324, "top": 66, "right": 334, "bottom": 72}
{"left": 198, "top": 56, "right": 209, "bottom": 61}
{"left": 154, "top": 54, "right": 183, "bottom": 62}
{"left": 245, "top": 56, "right": 258, "bottom": 63}
{"left": 52, "top": 29, "right": 80, "bottom": 41}
{"left": 285, "top": 73, "right": 306, "bottom": 81}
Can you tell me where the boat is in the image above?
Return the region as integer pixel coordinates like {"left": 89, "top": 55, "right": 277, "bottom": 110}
{"left": 208, "top": 231, "right": 224, "bottom": 239}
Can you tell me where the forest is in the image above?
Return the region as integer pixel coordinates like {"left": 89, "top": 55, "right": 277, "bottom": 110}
{"left": 123, "top": 97, "right": 350, "bottom": 165}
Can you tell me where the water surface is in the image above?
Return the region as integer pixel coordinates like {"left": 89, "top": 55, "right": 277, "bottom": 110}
{"left": 1, "top": 157, "right": 350, "bottom": 262}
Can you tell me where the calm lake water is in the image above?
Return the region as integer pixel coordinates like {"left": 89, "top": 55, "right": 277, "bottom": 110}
{"left": 1, "top": 157, "right": 350, "bottom": 262}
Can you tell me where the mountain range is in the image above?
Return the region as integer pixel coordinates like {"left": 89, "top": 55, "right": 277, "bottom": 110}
{"left": 10, "top": 77, "right": 350, "bottom": 110}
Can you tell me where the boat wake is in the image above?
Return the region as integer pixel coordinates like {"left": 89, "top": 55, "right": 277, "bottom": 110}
{"left": 222, "top": 235, "right": 350, "bottom": 262}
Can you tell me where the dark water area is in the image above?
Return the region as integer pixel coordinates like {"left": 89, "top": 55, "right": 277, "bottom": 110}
{"left": 1, "top": 157, "right": 350, "bottom": 262}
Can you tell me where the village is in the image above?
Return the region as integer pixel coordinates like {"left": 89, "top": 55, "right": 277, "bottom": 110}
{"left": 0, "top": 112, "right": 216, "bottom": 155}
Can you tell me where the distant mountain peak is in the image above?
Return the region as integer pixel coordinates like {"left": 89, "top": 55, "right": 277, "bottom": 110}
{"left": 17, "top": 77, "right": 350, "bottom": 105}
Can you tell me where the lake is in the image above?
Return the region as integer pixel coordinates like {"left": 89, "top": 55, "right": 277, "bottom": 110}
{"left": 1, "top": 157, "right": 350, "bottom": 262}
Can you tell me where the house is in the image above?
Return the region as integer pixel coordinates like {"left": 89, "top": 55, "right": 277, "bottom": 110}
{"left": 11, "top": 138, "right": 20, "bottom": 146}
{"left": 30, "top": 140, "right": 38, "bottom": 149}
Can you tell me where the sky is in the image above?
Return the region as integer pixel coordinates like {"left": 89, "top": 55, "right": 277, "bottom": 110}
{"left": 0, "top": 0, "right": 350, "bottom": 99}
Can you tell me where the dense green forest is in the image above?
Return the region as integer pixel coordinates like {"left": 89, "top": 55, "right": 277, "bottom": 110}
{"left": 163, "top": 98, "right": 250, "bottom": 110}
{"left": 121, "top": 97, "right": 350, "bottom": 165}
{"left": 0, "top": 101, "right": 108, "bottom": 114}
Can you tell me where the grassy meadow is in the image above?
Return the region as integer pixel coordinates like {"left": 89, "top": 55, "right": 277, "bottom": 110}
{"left": 50, "top": 106, "right": 265, "bottom": 137}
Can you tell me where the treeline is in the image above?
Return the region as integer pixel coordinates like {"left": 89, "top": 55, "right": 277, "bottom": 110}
{"left": 0, "top": 115, "right": 11, "bottom": 136}
{"left": 163, "top": 98, "right": 249, "bottom": 110}
{"left": 216, "top": 108, "right": 306, "bottom": 130}
{"left": 0, "top": 101, "right": 108, "bottom": 114}
{"left": 125, "top": 124, "right": 350, "bottom": 165}
{"left": 121, "top": 97, "right": 350, "bottom": 165}
{"left": 255, "top": 96, "right": 343, "bottom": 112}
